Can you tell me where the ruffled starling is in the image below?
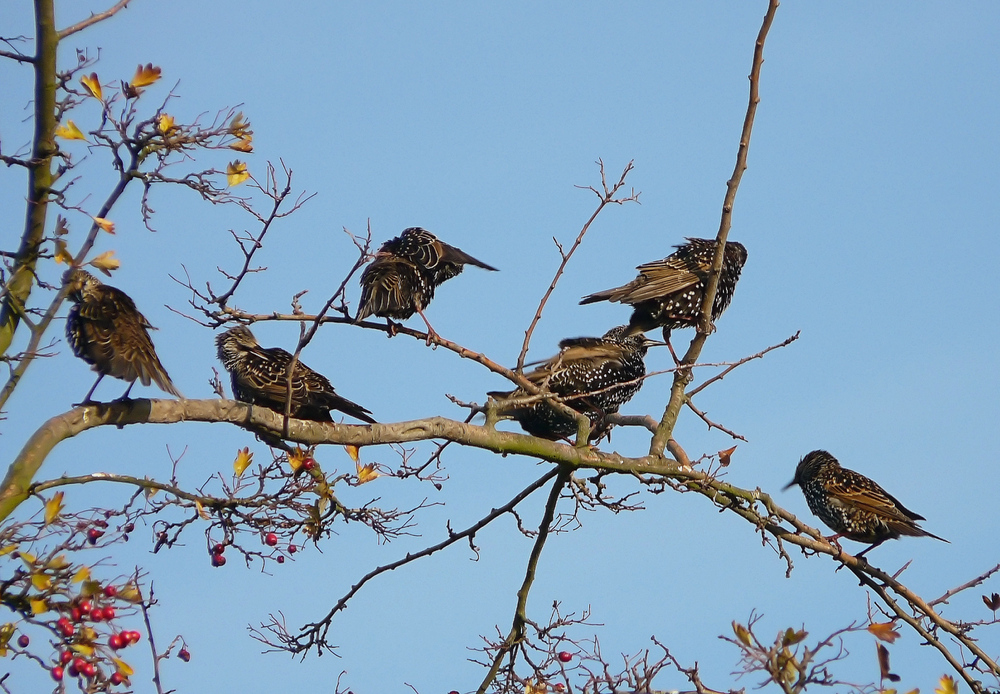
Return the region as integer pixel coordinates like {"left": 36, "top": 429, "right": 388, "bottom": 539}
{"left": 65, "top": 269, "right": 182, "bottom": 403}
{"left": 357, "top": 227, "right": 497, "bottom": 337}
{"left": 488, "top": 325, "right": 658, "bottom": 441}
{"left": 784, "top": 450, "right": 947, "bottom": 557}
{"left": 580, "top": 238, "right": 748, "bottom": 340}
{"left": 215, "top": 325, "right": 375, "bottom": 424}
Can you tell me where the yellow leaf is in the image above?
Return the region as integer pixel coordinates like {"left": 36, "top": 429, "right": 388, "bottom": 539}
{"left": 0, "top": 545, "right": 18, "bottom": 557}
{"left": 868, "top": 621, "right": 901, "bottom": 644}
{"left": 54, "top": 239, "right": 74, "bottom": 265}
{"left": 356, "top": 462, "right": 379, "bottom": 485}
{"left": 936, "top": 675, "right": 958, "bottom": 694}
{"left": 228, "top": 112, "right": 251, "bottom": 138}
{"left": 18, "top": 551, "right": 37, "bottom": 566}
{"left": 344, "top": 445, "right": 360, "bottom": 463}
{"left": 233, "top": 447, "right": 253, "bottom": 476}
{"left": 92, "top": 217, "right": 116, "bottom": 234}
{"left": 525, "top": 681, "right": 547, "bottom": 694}
{"left": 29, "top": 598, "right": 48, "bottom": 615}
{"left": 30, "top": 573, "right": 51, "bottom": 591}
{"left": 44, "top": 491, "right": 64, "bottom": 525}
{"left": 118, "top": 582, "right": 142, "bottom": 603}
{"left": 131, "top": 63, "right": 162, "bottom": 89}
{"left": 781, "top": 627, "right": 807, "bottom": 646}
{"left": 88, "top": 250, "right": 120, "bottom": 277}
{"left": 287, "top": 448, "right": 307, "bottom": 472}
{"left": 72, "top": 566, "right": 91, "bottom": 584}
{"left": 230, "top": 138, "right": 254, "bottom": 153}
{"left": 45, "top": 555, "right": 69, "bottom": 570}
{"left": 54, "top": 120, "right": 87, "bottom": 141}
{"left": 112, "top": 657, "right": 134, "bottom": 677}
{"left": 80, "top": 580, "right": 101, "bottom": 597}
{"left": 0, "top": 624, "right": 13, "bottom": 647}
{"left": 194, "top": 499, "right": 210, "bottom": 521}
{"left": 71, "top": 642, "right": 95, "bottom": 656}
{"left": 733, "top": 621, "right": 752, "bottom": 646}
{"left": 80, "top": 72, "right": 102, "bottom": 100}
{"left": 719, "top": 445, "right": 737, "bottom": 467}
{"left": 226, "top": 160, "right": 249, "bottom": 187}
{"left": 157, "top": 113, "right": 176, "bottom": 134}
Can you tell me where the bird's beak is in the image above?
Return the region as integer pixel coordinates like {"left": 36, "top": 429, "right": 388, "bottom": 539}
{"left": 643, "top": 338, "right": 669, "bottom": 347}
{"left": 782, "top": 480, "right": 797, "bottom": 491}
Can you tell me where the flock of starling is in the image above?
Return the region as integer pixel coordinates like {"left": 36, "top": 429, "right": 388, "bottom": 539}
{"left": 63, "top": 230, "right": 945, "bottom": 556}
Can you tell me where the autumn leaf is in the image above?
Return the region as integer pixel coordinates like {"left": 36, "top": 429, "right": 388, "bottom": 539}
{"left": 71, "top": 641, "right": 95, "bottom": 656}
{"left": 54, "top": 239, "right": 74, "bottom": 265}
{"left": 781, "top": 627, "right": 807, "bottom": 646}
{"left": 732, "top": 621, "right": 752, "bottom": 646}
{"left": 80, "top": 72, "right": 102, "bottom": 100}
{"left": 45, "top": 555, "right": 69, "bottom": 571}
{"left": 92, "top": 217, "right": 116, "bottom": 234}
{"left": 118, "top": 582, "right": 142, "bottom": 603}
{"left": 228, "top": 112, "right": 251, "bottom": 138}
{"left": 54, "top": 120, "right": 87, "bottom": 141}
{"left": 194, "top": 500, "right": 210, "bottom": 521}
{"left": 525, "top": 681, "right": 547, "bottom": 694}
{"left": 18, "top": 551, "right": 37, "bottom": 565}
{"left": 936, "top": 675, "right": 958, "bottom": 694}
{"left": 983, "top": 592, "right": 1000, "bottom": 612}
{"left": 88, "top": 250, "right": 120, "bottom": 277}
{"left": 54, "top": 215, "right": 69, "bottom": 236}
{"left": 0, "top": 545, "right": 18, "bottom": 557}
{"left": 719, "top": 445, "right": 737, "bottom": 467}
{"left": 344, "top": 444, "right": 361, "bottom": 463}
{"left": 876, "top": 643, "right": 900, "bottom": 683}
{"left": 30, "top": 573, "right": 51, "bottom": 591}
{"left": 158, "top": 113, "right": 176, "bottom": 134}
{"left": 233, "top": 447, "right": 253, "bottom": 476}
{"left": 131, "top": 63, "right": 162, "bottom": 89}
{"left": 356, "top": 462, "right": 379, "bottom": 485}
{"left": 72, "top": 566, "right": 91, "bottom": 584}
{"left": 868, "top": 621, "right": 901, "bottom": 644}
{"left": 29, "top": 598, "right": 48, "bottom": 615}
{"left": 230, "top": 138, "right": 254, "bottom": 153}
{"left": 287, "top": 448, "right": 307, "bottom": 472}
{"left": 80, "top": 580, "right": 102, "bottom": 598}
{"left": 44, "top": 491, "right": 64, "bottom": 525}
{"left": 112, "top": 656, "right": 134, "bottom": 676}
{"left": 226, "top": 160, "right": 250, "bottom": 187}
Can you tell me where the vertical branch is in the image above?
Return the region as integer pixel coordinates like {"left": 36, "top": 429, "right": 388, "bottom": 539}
{"left": 649, "top": 0, "right": 779, "bottom": 456}
{"left": 477, "top": 466, "right": 571, "bottom": 693}
{"left": 0, "top": 0, "right": 58, "bottom": 356}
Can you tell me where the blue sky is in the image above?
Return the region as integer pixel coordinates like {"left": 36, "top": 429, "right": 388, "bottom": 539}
{"left": 2, "top": 2, "right": 999, "bottom": 692}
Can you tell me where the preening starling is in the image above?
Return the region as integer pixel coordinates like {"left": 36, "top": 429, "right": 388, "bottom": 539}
{"left": 356, "top": 227, "right": 497, "bottom": 337}
{"left": 488, "top": 325, "right": 657, "bottom": 441}
{"left": 580, "top": 238, "right": 748, "bottom": 338}
{"left": 215, "top": 325, "right": 375, "bottom": 424}
{"left": 784, "top": 450, "right": 947, "bottom": 556}
{"left": 65, "top": 269, "right": 182, "bottom": 403}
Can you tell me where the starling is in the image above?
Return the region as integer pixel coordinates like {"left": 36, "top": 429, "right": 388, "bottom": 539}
{"left": 488, "top": 325, "right": 658, "bottom": 441}
{"left": 579, "top": 238, "right": 748, "bottom": 340}
{"left": 784, "top": 450, "right": 947, "bottom": 557}
{"left": 65, "top": 269, "right": 182, "bottom": 403}
{"left": 215, "top": 325, "right": 375, "bottom": 424}
{"left": 356, "top": 227, "right": 497, "bottom": 338}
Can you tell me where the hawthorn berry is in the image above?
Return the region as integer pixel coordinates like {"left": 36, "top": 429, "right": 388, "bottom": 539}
{"left": 103, "top": 585, "right": 118, "bottom": 598}
{"left": 16, "top": 634, "right": 28, "bottom": 648}
{"left": 212, "top": 543, "right": 225, "bottom": 555}
{"left": 108, "top": 633, "right": 124, "bottom": 650}
{"left": 178, "top": 647, "right": 191, "bottom": 662}
{"left": 80, "top": 661, "right": 95, "bottom": 678}
{"left": 276, "top": 555, "right": 285, "bottom": 564}
{"left": 110, "top": 672, "right": 125, "bottom": 686}
{"left": 287, "top": 544, "right": 297, "bottom": 554}
{"left": 101, "top": 606, "right": 116, "bottom": 620}
{"left": 265, "top": 533, "right": 278, "bottom": 547}
{"left": 211, "top": 553, "right": 227, "bottom": 567}
{"left": 77, "top": 600, "right": 92, "bottom": 615}
{"left": 557, "top": 651, "right": 572, "bottom": 663}
{"left": 51, "top": 666, "right": 64, "bottom": 682}
{"left": 60, "top": 650, "right": 73, "bottom": 665}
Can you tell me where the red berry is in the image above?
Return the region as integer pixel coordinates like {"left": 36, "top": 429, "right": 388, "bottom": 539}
{"left": 16, "top": 634, "right": 28, "bottom": 648}
{"left": 56, "top": 617, "right": 74, "bottom": 638}
{"left": 87, "top": 528, "right": 103, "bottom": 544}
{"left": 110, "top": 672, "right": 124, "bottom": 685}
{"left": 126, "top": 631, "right": 141, "bottom": 644}
{"left": 70, "top": 607, "right": 82, "bottom": 622}
{"left": 265, "top": 533, "right": 278, "bottom": 546}
{"left": 178, "top": 647, "right": 191, "bottom": 662}
{"left": 276, "top": 555, "right": 285, "bottom": 564}
{"left": 287, "top": 544, "right": 297, "bottom": 554}
{"left": 211, "top": 553, "right": 227, "bottom": 567}
{"left": 80, "top": 661, "right": 95, "bottom": 678}
{"left": 108, "top": 634, "right": 124, "bottom": 650}
{"left": 67, "top": 664, "right": 79, "bottom": 678}
{"left": 212, "top": 543, "right": 225, "bottom": 555}
{"left": 302, "top": 459, "right": 315, "bottom": 471}
{"left": 101, "top": 606, "right": 116, "bottom": 620}
{"left": 51, "top": 666, "right": 64, "bottom": 682}
{"left": 90, "top": 610, "right": 104, "bottom": 623}
{"left": 103, "top": 585, "right": 118, "bottom": 598}
{"left": 77, "top": 600, "right": 92, "bottom": 615}
{"left": 557, "top": 651, "right": 572, "bottom": 663}
{"left": 554, "top": 685, "right": 566, "bottom": 692}
{"left": 60, "top": 650, "right": 73, "bottom": 665}
{"left": 95, "top": 519, "right": 108, "bottom": 528}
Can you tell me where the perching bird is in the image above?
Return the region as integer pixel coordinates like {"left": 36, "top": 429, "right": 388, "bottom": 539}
{"left": 580, "top": 238, "right": 748, "bottom": 342}
{"left": 64, "top": 269, "right": 182, "bottom": 403}
{"left": 488, "top": 325, "right": 658, "bottom": 441}
{"left": 784, "top": 450, "right": 947, "bottom": 557}
{"left": 215, "top": 325, "right": 375, "bottom": 424}
{"left": 356, "top": 227, "right": 497, "bottom": 338}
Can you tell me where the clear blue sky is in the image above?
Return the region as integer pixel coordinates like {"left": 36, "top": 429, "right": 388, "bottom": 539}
{"left": 1, "top": 2, "right": 998, "bottom": 692}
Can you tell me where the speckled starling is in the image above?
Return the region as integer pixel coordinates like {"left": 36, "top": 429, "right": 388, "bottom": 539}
{"left": 356, "top": 227, "right": 497, "bottom": 337}
{"left": 784, "top": 450, "right": 947, "bottom": 556}
{"left": 215, "top": 325, "right": 375, "bottom": 424}
{"left": 65, "top": 269, "right": 182, "bottom": 403}
{"left": 580, "top": 238, "right": 748, "bottom": 338}
{"left": 488, "top": 325, "right": 658, "bottom": 441}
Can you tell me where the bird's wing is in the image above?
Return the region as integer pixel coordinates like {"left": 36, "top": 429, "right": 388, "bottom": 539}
{"left": 357, "top": 258, "right": 421, "bottom": 319}
{"left": 824, "top": 471, "right": 928, "bottom": 536}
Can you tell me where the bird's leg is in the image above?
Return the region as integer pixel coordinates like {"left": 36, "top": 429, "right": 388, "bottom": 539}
{"left": 76, "top": 374, "right": 105, "bottom": 406}
{"left": 853, "top": 540, "right": 884, "bottom": 562}
{"left": 117, "top": 380, "right": 136, "bottom": 401}
{"left": 416, "top": 308, "right": 439, "bottom": 346}
{"left": 661, "top": 327, "right": 680, "bottom": 365}
{"left": 385, "top": 318, "right": 399, "bottom": 338}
